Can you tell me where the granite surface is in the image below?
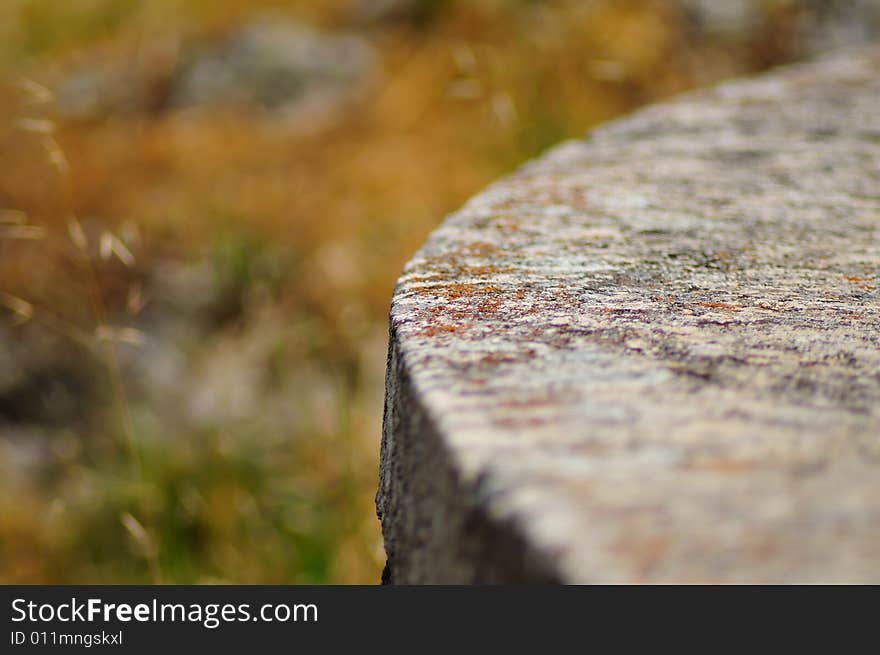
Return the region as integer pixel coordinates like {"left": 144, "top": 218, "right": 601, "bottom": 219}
{"left": 377, "top": 47, "right": 880, "bottom": 583}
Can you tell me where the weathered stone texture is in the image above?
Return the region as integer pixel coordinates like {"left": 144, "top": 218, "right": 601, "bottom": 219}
{"left": 377, "top": 47, "right": 880, "bottom": 583}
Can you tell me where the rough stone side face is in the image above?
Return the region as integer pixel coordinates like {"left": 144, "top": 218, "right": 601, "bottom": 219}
{"left": 377, "top": 47, "right": 880, "bottom": 584}
{"left": 378, "top": 336, "right": 562, "bottom": 583}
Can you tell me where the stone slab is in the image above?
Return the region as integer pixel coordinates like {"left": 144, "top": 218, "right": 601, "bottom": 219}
{"left": 377, "top": 47, "right": 880, "bottom": 583}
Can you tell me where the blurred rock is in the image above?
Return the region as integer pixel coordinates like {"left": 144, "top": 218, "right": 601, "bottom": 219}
{"left": 57, "top": 17, "right": 376, "bottom": 119}
{"left": 56, "top": 36, "right": 181, "bottom": 118}
{"left": 0, "top": 425, "right": 54, "bottom": 486}
{"left": 171, "top": 17, "right": 376, "bottom": 114}
{"left": 354, "top": 0, "right": 421, "bottom": 22}
{"left": 0, "top": 324, "right": 91, "bottom": 425}
{"left": 679, "top": 0, "right": 761, "bottom": 36}
{"left": 797, "top": 0, "right": 880, "bottom": 52}
{"left": 57, "top": 68, "right": 131, "bottom": 118}
{"left": 680, "top": 0, "right": 880, "bottom": 52}
{"left": 151, "top": 259, "right": 220, "bottom": 322}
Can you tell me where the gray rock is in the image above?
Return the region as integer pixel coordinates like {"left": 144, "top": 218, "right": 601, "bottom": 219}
{"left": 56, "top": 17, "right": 375, "bottom": 119}
{"left": 679, "top": 0, "right": 762, "bottom": 36}
{"left": 680, "top": 0, "right": 880, "bottom": 51}
{"left": 378, "top": 46, "right": 880, "bottom": 583}
{"left": 798, "top": 0, "right": 880, "bottom": 52}
{"left": 171, "top": 17, "right": 375, "bottom": 113}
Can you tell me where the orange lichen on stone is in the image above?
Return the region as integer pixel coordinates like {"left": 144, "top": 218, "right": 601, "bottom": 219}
{"left": 463, "top": 265, "right": 514, "bottom": 276}
{"left": 697, "top": 302, "right": 740, "bottom": 311}
{"left": 443, "top": 284, "right": 501, "bottom": 300}
{"left": 443, "top": 283, "right": 474, "bottom": 300}
{"left": 417, "top": 324, "right": 462, "bottom": 337}
{"left": 408, "top": 275, "right": 447, "bottom": 284}
{"left": 478, "top": 298, "right": 502, "bottom": 314}
{"left": 426, "top": 305, "right": 473, "bottom": 322}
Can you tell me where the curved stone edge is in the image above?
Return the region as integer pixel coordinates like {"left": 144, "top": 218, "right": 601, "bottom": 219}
{"left": 376, "top": 47, "right": 880, "bottom": 584}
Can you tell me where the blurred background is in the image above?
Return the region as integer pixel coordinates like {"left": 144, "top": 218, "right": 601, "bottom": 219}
{"left": 1, "top": 0, "right": 878, "bottom": 584}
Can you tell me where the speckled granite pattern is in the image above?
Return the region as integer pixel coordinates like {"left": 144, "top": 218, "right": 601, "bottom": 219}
{"left": 377, "top": 47, "right": 880, "bottom": 583}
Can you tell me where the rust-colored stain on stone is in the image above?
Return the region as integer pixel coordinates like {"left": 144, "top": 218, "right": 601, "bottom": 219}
{"left": 415, "top": 323, "right": 462, "bottom": 337}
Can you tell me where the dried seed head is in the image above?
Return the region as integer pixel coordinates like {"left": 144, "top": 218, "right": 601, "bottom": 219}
{"left": 0, "top": 292, "right": 34, "bottom": 325}
{"left": 67, "top": 215, "right": 88, "bottom": 251}
{"left": 99, "top": 231, "right": 135, "bottom": 267}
